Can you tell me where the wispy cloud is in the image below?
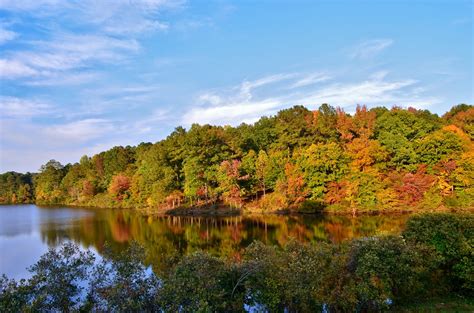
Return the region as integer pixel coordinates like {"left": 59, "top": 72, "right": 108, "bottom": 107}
{"left": 0, "top": 0, "right": 67, "bottom": 11}
{"left": 0, "top": 96, "right": 53, "bottom": 117}
{"left": 296, "top": 78, "right": 437, "bottom": 110}
{"left": 25, "top": 71, "right": 102, "bottom": 86}
{"left": 74, "top": 84, "right": 164, "bottom": 117}
{"left": 133, "top": 109, "right": 171, "bottom": 133}
{"left": 240, "top": 73, "right": 297, "bottom": 98}
{"left": 197, "top": 73, "right": 298, "bottom": 108}
{"left": 26, "top": 34, "right": 138, "bottom": 68}
{"left": 0, "top": 34, "right": 140, "bottom": 82}
{"left": 289, "top": 72, "right": 331, "bottom": 89}
{"left": 44, "top": 119, "right": 116, "bottom": 141}
{"left": 183, "top": 71, "right": 439, "bottom": 125}
{"left": 184, "top": 99, "right": 280, "bottom": 126}
{"left": 350, "top": 39, "right": 394, "bottom": 59}
{"left": 0, "top": 0, "right": 182, "bottom": 83}
{"left": 0, "top": 0, "right": 183, "bottom": 33}
{"left": 0, "top": 24, "right": 17, "bottom": 44}
{"left": 0, "top": 59, "right": 38, "bottom": 78}
{"left": 185, "top": 73, "right": 300, "bottom": 124}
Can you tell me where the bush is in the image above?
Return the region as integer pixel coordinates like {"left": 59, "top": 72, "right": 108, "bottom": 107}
{"left": 297, "top": 199, "right": 325, "bottom": 213}
{"left": 0, "top": 275, "right": 32, "bottom": 312}
{"left": 402, "top": 213, "right": 474, "bottom": 293}
{"left": 0, "top": 242, "right": 95, "bottom": 312}
{"left": 347, "top": 236, "right": 437, "bottom": 309}
{"left": 159, "top": 252, "right": 241, "bottom": 312}
{"left": 444, "top": 188, "right": 474, "bottom": 209}
{"left": 87, "top": 242, "right": 161, "bottom": 311}
{"left": 243, "top": 240, "right": 325, "bottom": 312}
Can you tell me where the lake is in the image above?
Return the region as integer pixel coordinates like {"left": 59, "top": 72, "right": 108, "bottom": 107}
{"left": 0, "top": 204, "right": 410, "bottom": 279}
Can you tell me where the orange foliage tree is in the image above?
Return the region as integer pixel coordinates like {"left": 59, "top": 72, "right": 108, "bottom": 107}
{"left": 108, "top": 174, "right": 131, "bottom": 200}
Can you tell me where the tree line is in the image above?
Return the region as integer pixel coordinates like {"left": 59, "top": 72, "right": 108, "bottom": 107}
{"left": 1, "top": 103, "right": 473, "bottom": 213}
{"left": 1, "top": 213, "right": 472, "bottom": 312}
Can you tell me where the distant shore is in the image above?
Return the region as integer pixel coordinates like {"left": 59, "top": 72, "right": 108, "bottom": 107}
{"left": 4, "top": 200, "right": 473, "bottom": 218}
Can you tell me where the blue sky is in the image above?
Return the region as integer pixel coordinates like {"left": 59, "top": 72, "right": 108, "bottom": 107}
{"left": 0, "top": 0, "right": 472, "bottom": 173}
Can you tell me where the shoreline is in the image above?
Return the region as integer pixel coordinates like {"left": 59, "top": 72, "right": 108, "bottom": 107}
{"left": 2, "top": 201, "right": 473, "bottom": 217}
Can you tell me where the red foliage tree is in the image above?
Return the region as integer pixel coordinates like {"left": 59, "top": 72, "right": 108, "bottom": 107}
{"left": 82, "top": 180, "right": 95, "bottom": 197}
{"left": 109, "top": 174, "right": 131, "bottom": 200}
{"left": 285, "top": 162, "right": 308, "bottom": 206}
{"left": 393, "top": 165, "right": 435, "bottom": 205}
{"left": 336, "top": 108, "right": 354, "bottom": 142}
{"left": 219, "top": 160, "right": 244, "bottom": 207}
{"left": 325, "top": 181, "right": 348, "bottom": 205}
{"left": 353, "top": 105, "right": 376, "bottom": 139}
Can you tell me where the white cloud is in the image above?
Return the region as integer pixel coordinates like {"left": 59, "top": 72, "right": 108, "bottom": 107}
{"left": 0, "top": 59, "right": 38, "bottom": 78}
{"left": 0, "top": 0, "right": 181, "bottom": 34}
{"left": 296, "top": 79, "right": 421, "bottom": 108}
{"left": 44, "top": 119, "right": 115, "bottom": 141}
{"left": 104, "top": 19, "right": 169, "bottom": 34}
{"left": 1, "top": 34, "right": 140, "bottom": 82}
{"left": 368, "top": 70, "right": 389, "bottom": 80}
{"left": 20, "top": 34, "right": 140, "bottom": 70}
{"left": 133, "top": 109, "right": 171, "bottom": 133}
{"left": 184, "top": 73, "right": 301, "bottom": 124}
{"left": 183, "top": 71, "right": 440, "bottom": 126}
{"left": 240, "top": 73, "right": 297, "bottom": 99}
{"left": 289, "top": 72, "right": 331, "bottom": 89}
{"left": 0, "top": 0, "right": 181, "bottom": 84}
{"left": 0, "top": 96, "right": 52, "bottom": 117}
{"left": 0, "top": 25, "right": 17, "bottom": 44}
{"left": 198, "top": 93, "right": 222, "bottom": 106}
{"left": 184, "top": 99, "right": 280, "bottom": 125}
{"left": 25, "top": 71, "right": 101, "bottom": 86}
{"left": 0, "top": 0, "right": 64, "bottom": 11}
{"left": 350, "top": 39, "right": 394, "bottom": 59}
{"left": 73, "top": 84, "right": 164, "bottom": 117}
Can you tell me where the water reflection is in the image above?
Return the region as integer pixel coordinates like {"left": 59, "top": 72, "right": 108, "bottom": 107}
{"left": 0, "top": 205, "right": 410, "bottom": 277}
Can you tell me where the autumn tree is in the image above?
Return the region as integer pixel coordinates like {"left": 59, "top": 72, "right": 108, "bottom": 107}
{"left": 217, "top": 160, "right": 244, "bottom": 207}
{"left": 391, "top": 165, "right": 435, "bottom": 206}
{"left": 283, "top": 162, "right": 308, "bottom": 207}
{"left": 109, "top": 174, "right": 131, "bottom": 200}
{"left": 255, "top": 150, "right": 270, "bottom": 196}
{"left": 443, "top": 104, "right": 474, "bottom": 139}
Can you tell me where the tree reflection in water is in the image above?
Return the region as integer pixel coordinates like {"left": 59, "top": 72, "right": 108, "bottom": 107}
{"left": 38, "top": 207, "right": 410, "bottom": 274}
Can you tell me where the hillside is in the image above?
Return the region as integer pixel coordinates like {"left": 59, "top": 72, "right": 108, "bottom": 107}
{"left": 1, "top": 103, "right": 473, "bottom": 214}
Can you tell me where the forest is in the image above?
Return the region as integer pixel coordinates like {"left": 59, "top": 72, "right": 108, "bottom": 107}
{"left": 1, "top": 103, "right": 473, "bottom": 213}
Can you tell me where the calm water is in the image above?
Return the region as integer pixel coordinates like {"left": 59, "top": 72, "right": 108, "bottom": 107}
{"left": 0, "top": 204, "right": 410, "bottom": 279}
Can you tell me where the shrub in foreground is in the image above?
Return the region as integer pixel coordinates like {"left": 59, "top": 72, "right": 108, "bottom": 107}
{"left": 402, "top": 213, "right": 474, "bottom": 293}
{"left": 1, "top": 213, "right": 472, "bottom": 312}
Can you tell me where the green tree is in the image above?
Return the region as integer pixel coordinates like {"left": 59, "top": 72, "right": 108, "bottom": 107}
{"left": 255, "top": 150, "right": 270, "bottom": 196}
{"left": 34, "top": 160, "right": 67, "bottom": 204}
{"left": 298, "top": 143, "right": 349, "bottom": 200}
{"left": 273, "top": 105, "right": 314, "bottom": 150}
{"left": 416, "top": 129, "right": 464, "bottom": 166}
